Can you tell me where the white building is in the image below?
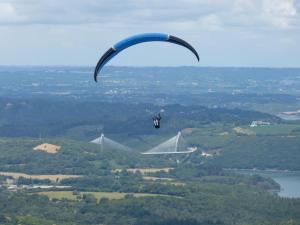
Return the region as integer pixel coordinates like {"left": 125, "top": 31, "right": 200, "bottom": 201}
{"left": 250, "top": 121, "right": 271, "bottom": 127}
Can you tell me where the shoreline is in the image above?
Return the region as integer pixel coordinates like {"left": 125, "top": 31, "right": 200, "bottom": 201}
{"left": 223, "top": 168, "right": 300, "bottom": 174}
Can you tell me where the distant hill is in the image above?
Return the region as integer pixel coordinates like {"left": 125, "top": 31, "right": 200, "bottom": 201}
{"left": 0, "top": 98, "right": 279, "bottom": 139}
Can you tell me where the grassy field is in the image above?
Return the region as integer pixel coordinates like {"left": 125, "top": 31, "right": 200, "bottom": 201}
{"left": 0, "top": 172, "right": 81, "bottom": 181}
{"left": 248, "top": 124, "right": 300, "bottom": 135}
{"left": 232, "top": 124, "right": 300, "bottom": 136}
{"left": 233, "top": 127, "right": 255, "bottom": 135}
{"left": 37, "top": 191, "right": 172, "bottom": 201}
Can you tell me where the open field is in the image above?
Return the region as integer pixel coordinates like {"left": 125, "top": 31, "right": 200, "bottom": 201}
{"left": 233, "top": 127, "right": 255, "bottom": 135}
{"left": 143, "top": 176, "right": 174, "bottom": 181}
{"left": 0, "top": 172, "right": 81, "bottom": 181}
{"left": 113, "top": 167, "right": 173, "bottom": 174}
{"left": 37, "top": 191, "right": 174, "bottom": 201}
{"left": 143, "top": 176, "right": 186, "bottom": 186}
{"left": 248, "top": 124, "right": 300, "bottom": 135}
{"left": 233, "top": 124, "right": 300, "bottom": 136}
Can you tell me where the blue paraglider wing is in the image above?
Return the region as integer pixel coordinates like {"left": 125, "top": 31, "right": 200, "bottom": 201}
{"left": 94, "top": 33, "right": 199, "bottom": 82}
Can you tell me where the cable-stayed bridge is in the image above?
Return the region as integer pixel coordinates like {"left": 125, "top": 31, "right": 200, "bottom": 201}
{"left": 142, "top": 131, "right": 197, "bottom": 155}
{"left": 90, "top": 133, "right": 131, "bottom": 151}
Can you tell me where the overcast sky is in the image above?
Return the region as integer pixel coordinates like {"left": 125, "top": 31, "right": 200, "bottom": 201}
{"left": 0, "top": 0, "right": 299, "bottom": 67}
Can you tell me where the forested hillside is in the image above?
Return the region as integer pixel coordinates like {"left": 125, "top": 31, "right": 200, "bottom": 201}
{"left": 0, "top": 98, "right": 278, "bottom": 138}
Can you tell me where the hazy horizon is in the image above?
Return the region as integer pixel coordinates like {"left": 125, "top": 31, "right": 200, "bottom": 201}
{"left": 1, "top": 65, "right": 300, "bottom": 69}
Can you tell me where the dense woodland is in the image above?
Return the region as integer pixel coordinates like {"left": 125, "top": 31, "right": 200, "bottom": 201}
{"left": 1, "top": 172, "right": 300, "bottom": 225}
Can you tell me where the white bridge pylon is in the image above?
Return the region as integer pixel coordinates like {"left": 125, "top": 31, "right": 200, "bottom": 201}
{"left": 90, "top": 133, "right": 131, "bottom": 151}
{"left": 142, "top": 131, "right": 197, "bottom": 155}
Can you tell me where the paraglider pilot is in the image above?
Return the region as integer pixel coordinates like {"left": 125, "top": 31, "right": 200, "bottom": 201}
{"left": 153, "top": 113, "right": 161, "bottom": 129}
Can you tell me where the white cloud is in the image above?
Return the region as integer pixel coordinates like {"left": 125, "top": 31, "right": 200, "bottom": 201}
{"left": 263, "top": 0, "right": 296, "bottom": 17}
{"left": 0, "top": 0, "right": 298, "bottom": 32}
{"left": 0, "top": 2, "right": 14, "bottom": 14}
{"left": 262, "top": 0, "right": 297, "bottom": 28}
{"left": 0, "top": 2, "right": 17, "bottom": 21}
{"left": 0, "top": 0, "right": 299, "bottom": 67}
{"left": 199, "top": 14, "right": 223, "bottom": 30}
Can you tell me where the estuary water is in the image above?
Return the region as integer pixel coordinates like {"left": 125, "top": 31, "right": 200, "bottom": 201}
{"left": 264, "top": 172, "right": 300, "bottom": 198}
{"left": 237, "top": 170, "right": 300, "bottom": 198}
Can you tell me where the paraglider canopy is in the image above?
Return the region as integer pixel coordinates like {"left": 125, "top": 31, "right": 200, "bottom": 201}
{"left": 94, "top": 33, "right": 199, "bottom": 82}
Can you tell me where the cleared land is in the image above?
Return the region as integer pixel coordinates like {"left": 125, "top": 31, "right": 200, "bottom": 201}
{"left": 0, "top": 172, "right": 81, "bottom": 181}
{"left": 38, "top": 191, "right": 174, "bottom": 201}
{"left": 33, "top": 143, "right": 61, "bottom": 154}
